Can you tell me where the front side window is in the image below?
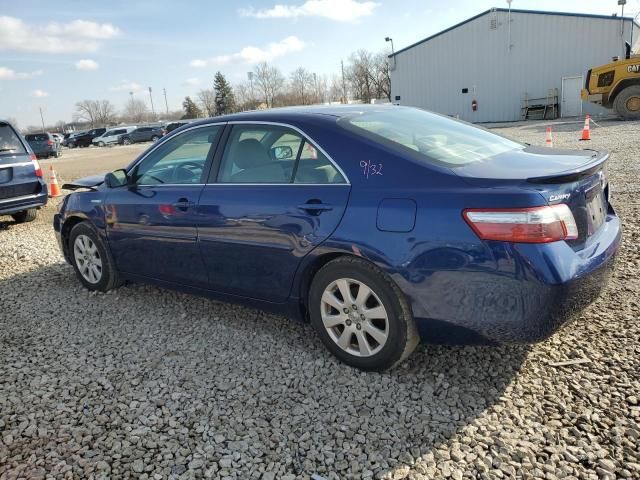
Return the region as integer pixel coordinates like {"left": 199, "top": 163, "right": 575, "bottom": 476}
{"left": 218, "top": 125, "right": 345, "bottom": 184}
{"left": 340, "top": 107, "right": 524, "bottom": 167}
{"left": 0, "top": 123, "right": 26, "bottom": 155}
{"left": 132, "top": 125, "right": 221, "bottom": 185}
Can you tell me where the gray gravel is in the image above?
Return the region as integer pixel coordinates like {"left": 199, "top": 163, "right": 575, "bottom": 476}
{"left": 1, "top": 118, "right": 639, "bottom": 479}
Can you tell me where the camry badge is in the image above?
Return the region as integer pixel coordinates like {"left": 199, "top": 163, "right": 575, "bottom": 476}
{"left": 549, "top": 193, "right": 571, "bottom": 202}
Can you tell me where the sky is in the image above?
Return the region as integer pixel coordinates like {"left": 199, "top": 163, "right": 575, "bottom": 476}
{"left": 1, "top": 0, "right": 639, "bottom": 128}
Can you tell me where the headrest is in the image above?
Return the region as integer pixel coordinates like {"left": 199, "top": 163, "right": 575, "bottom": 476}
{"left": 230, "top": 139, "right": 270, "bottom": 169}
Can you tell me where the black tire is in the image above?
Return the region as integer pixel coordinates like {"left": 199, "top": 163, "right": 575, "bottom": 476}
{"left": 309, "top": 256, "right": 419, "bottom": 371}
{"left": 68, "top": 222, "right": 123, "bottom": 292}
{"left": 151, "top": 135, "right": 159, "bottom": 142}
{"left": 613, "top": 85, "right": 640, "bottom": 120}
{"left": 97, "top": 141, "right": 105, "bottom": 147}
{"left": 68, "top": 142, "right": 76, "bottom": 149}
{"left": 122, "top": 137, "right": 132, "bottom": 145}
{"left": 11, "top": 209, "right": 37, "bottom": 223}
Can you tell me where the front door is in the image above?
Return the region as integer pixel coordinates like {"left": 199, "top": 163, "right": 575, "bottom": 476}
{"left": 197, "top": 123, "right": 351, "bottom": 303}
{"left": 562, "top": 76, "right": 583, "bottom": 117}
{"left": 105, "top": 124, "right": 223, "bottom": 287}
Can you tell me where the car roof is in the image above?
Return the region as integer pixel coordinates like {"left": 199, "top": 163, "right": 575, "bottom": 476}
{"left": 186, "top": 104, "right": 401, "bottom": 128}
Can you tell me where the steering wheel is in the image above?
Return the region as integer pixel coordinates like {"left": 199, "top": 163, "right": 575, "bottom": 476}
{"left": 173, "top": 161, "right": 203, "bottom": 183}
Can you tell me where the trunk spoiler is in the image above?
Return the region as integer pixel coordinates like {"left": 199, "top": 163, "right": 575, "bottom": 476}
{"left": 61, "top": 173, "right": 105, "bottom": 191}
{"left": 527, "top": 150, "right": 608, "bottom": 184}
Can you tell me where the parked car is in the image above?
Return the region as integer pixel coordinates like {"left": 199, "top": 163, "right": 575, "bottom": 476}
{"left": 53, "top": 106, "right": 621, "bottom": 370}
{"left": 119, "top": 126, "right": 164, "bottom": 145}
{"left": 63, "top": 132, "right": 80, "bottom": 147}
{"left": 51, "top": 133, "right": 64, "bottom": 146}
{"left": 67, "top": 128, "right": 107, "bottom": 148}
{"left": 164, "top": 120, "right": 196, "bottom": 135}
{"left": 93, "top": 127, "right": 137, "bottom": 147}
{"left": 0, "top": 120, "right": 48, "bottom": 222}
{"left": 24, "top": 132, "right": 62, "bottom": 158}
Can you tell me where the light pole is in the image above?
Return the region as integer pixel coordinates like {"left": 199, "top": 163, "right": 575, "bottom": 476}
{"left": 39, "top": 107, "right": 45, "bottom": 132}
{"left": 163, "top": 88, "right": 169, "bottom": 115}
{"left": 148, "top": 86, "right": 155, "bottom": 117}
{"left": 385, "top": 36, "right": 396, "bottom": 70}
{"left": 247, "top": 72, "right": 254, "bottom": 103}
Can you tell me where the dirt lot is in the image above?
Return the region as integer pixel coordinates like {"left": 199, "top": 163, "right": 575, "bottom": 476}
{"left": 1, "top": 121, "right": 639, "bottom": 479}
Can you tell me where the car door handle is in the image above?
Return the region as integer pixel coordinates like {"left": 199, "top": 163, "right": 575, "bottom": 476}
{"left": 172, "top": 199, "right": 195, "bottom": 211}
{"left": 297, "top": 202, "right": 333, "bottom": 214}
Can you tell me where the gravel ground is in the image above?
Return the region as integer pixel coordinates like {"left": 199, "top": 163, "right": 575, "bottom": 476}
{"left": 1, "top": 119, "right": 639, "bottom": 479}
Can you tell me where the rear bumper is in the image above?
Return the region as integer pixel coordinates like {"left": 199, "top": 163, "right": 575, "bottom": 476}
{"left": 405, "top": 211, "right": 622, "bottom": 345}
{"left": 0, "top": 190, "right": 48, "bottom": 216}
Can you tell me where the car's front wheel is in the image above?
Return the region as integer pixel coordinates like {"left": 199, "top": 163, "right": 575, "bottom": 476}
{"left": 69, "top": 222, "right": 123, "bottom": 292}
{"left": 309, "top": 256, "right": 419, "bottom": 371}
{"left": 97, "top": 141, "right": 105, "bottom": 147}
{"left": 122, "top": 138, "right": 132, "bottom": 145}
{"left": 11, "top": 209, "right": 37, "bottom": 223}
{"left": 151, "top": 135, "right": 159, "bottom": 142}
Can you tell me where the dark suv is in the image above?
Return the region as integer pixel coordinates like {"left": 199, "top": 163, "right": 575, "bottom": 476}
{"left": 0, "top": 121, "right": 48, "bottom": 223}
{"left": 120, "top": 126, "right": 164, "bottom": 145}
{"left": 68, "top": 127, "right": 107, "bottom": 148}
{"left": 24, "top": 132, "right": 62, "bottom": 159}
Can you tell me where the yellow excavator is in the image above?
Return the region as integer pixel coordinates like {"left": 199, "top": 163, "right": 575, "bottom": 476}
{"left": 582, "top": 54, "right": 640, "bottom": 120}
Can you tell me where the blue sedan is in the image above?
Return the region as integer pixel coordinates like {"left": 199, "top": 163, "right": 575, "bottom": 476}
{"left": 53, "top": 106, "right": 621, "bottom": 370}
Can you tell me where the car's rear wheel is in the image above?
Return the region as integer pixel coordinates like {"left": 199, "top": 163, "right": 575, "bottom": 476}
{"left": 11, "top": 209, "right": 37, "bottom": 223}
{"left": 151, "top": 135, "right": 159, "bottom": 142}
{"left": 122, "top": 138, "right": 132, "bottom": 145}
{"left": 98, "top": 141, "right": 105, "bottom": 147}
{"left": 309, "top": 256, "right": 419, "bottom": 371}
{"left": 69, "top": 222, "right": 123, "bottom": 292}
{"left": 68, "top": 142, "right": 75, "bottom": 148}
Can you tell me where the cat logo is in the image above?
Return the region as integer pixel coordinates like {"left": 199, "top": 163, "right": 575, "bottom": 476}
{"left": 628, "top": 64, "right": 640, "bottom": 73}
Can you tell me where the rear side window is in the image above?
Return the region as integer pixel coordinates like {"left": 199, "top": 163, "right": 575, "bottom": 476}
{"left": 0, "top": 123, "right": 26, "bottom": 155}
{"left": 340, "top": 108, "right": 524, "bottom": 167}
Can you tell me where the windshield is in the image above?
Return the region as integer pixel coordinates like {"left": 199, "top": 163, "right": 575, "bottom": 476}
{"left": 341, "top": 108, "right": 524, "bottom": 167}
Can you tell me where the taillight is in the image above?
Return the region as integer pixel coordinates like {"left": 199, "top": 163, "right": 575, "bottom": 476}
{"left": 463, "top": 204, "right": 578, "bottom": 243}
{"left": 30, "top": 154, "right": 43, "bottom": 177}
{"left": 47, "top": 140, "right": 54, "bottom": 146}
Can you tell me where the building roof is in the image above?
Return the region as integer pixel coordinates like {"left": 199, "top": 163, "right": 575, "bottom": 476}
{"left": 390, "top": 8, "right": 638, "bottom": 58}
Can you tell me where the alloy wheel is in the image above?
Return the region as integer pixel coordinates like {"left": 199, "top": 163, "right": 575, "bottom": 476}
{"left": 73, "top": 234, "right": 103, "bottom": 284}
{"left": 320, "top": 278, "right": 389, "bottom": 357}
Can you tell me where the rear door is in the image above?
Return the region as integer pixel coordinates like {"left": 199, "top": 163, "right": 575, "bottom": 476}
{"left": 105, "top": 124, "right": 224, "bottom": 287}
{"left": 197, "top": 122, "right": 351, "bottom": 303}
{"left": 0, "top": 123, "right": 41, "bottom": 203}
{"left": 24, "top": 133, "right": 50, "bottom": 155}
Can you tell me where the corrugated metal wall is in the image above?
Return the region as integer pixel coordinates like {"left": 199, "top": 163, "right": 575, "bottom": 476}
{"left": 390, "top": 11, "right": 637, "bottom": 122}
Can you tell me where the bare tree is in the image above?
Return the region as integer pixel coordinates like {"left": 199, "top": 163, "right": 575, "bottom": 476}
{"left": 197, "top": 89, "right": 216, "bottom": 117}
{"left": 289, "top": 67, "right": 314, "bottom": 105}
{"left": 75, "top": 100, "right": 117, "bottom": 127}
{"left": 254, "top": 62, "right": 285, "bottom": 108}
{"left": 122, "top": 98, "right": 149, "bottom": 123}
{"left": 371, "top": 52, "right": 391, "bottom": 101}
{"left": 346, "top": 49, "right": 375, "bottom": 103}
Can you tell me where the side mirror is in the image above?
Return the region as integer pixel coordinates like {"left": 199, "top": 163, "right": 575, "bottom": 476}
{"left": 272, "top": 145, "right": 293, "bottom": 160}
{"left": 104, "top": 169, "right": 129, "bottom": 188}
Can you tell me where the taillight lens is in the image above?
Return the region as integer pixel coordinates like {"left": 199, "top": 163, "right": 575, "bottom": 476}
{"left": 47, "top": 140, "right": 54, "bottom": 146}
{"left": 30, "top": 154, "right": 43, "bottom": 177}
{"left": 463, "top": 204, "right": 578, "bottom": 243}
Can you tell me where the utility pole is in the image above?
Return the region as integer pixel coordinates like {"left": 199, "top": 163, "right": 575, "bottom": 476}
{"left": 39, "top": 107, "right": 45, "bottom": 131}
{"left": 163, "top": 88, "right": 169, "bottom": 115}
{"left": 148, "top": 87, "right": 155, "bottom": 117}
{"left": 340, "top": 60, "right": 347, "bottom": 104}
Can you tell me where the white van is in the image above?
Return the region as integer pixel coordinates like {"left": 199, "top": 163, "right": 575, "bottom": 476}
{"left": 92, "top": 126, "right": 137, "bottom": 147}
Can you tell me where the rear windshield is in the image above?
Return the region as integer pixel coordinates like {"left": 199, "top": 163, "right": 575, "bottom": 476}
{"left": 0, "top": 124, "right": 27, "bottom": 155}
{"left": 340, "top": 108, "right": 524, "bottom": 167}
{"left": 25, "top": 133, "right": 49, "bottom": 142}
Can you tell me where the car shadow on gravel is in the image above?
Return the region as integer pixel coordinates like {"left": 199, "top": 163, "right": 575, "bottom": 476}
{"left": 0, "top": 264, "right": 530, "bottom": 479}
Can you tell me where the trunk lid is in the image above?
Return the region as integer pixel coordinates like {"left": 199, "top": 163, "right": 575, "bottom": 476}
{"left": 453, "top": 146, "right": 609, "bottom": 248}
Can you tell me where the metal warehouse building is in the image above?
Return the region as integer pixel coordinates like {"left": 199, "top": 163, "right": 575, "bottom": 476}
{"left": 389, "top": 8, "right": 640, "bottom": 122}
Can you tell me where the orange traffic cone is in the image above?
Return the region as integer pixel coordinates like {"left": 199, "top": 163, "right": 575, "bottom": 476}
{"left": 545, "top": 126, "right": 553, "bottom": 147}
{"left": 48, "top": 165, "right": 61, "bottom": 198}
{"left": 579, "top": 115, "right": 591, "bottom": 141}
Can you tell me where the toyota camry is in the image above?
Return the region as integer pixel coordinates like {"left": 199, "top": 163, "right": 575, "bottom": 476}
{"left": 53, "top": 106, "right": 621, "bottom": 370}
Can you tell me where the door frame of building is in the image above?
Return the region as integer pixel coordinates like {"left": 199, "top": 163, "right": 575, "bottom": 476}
{"left": 561, "top": 75, "right": 584, "bottom": 118}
